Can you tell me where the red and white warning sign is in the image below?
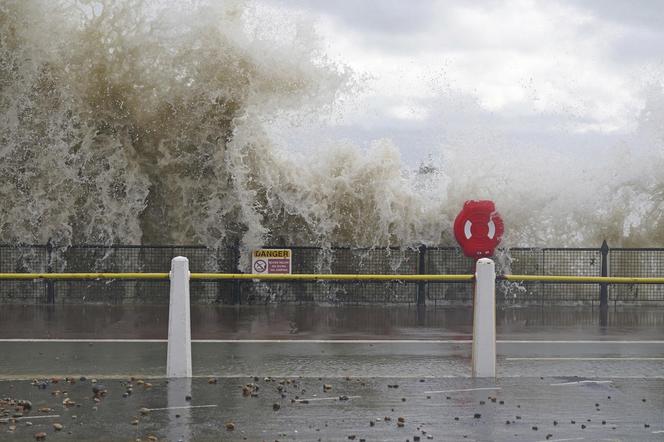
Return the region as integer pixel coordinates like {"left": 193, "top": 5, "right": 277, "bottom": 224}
{"left": 251, "top": 249, "right": 292, "bottom": 274}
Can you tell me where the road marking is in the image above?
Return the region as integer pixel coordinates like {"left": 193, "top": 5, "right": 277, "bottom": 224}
{"left": 146, "top": 405, "right": 217, "bottom": 411}
{"left": 0, "top": 414, "right": 60, "bottom": 422}
{"left": 1, "top": 338, "right": 663, "bottom": 344}
{"left": 507, "top": 357, "right": 664, "bottom": 361}
{"left": 424, "top": 387, "right": 501, "bottom": 394}
{"left": 652, "top": 430, "right": 664, "bottom": 434}
{"left": 536, "top": 438, "right": 584, "bottom": 442}
{"left": 0, "top": 339, "right": 167, "bottom": 343}
{"left": 498, "top": 340, "right": 664, "bottom": 344}
{"left": 550, "top": 380, "right": 612, "bottom": 386}
{"left": 294, "top": 395, "right": 361, "bottom": 402}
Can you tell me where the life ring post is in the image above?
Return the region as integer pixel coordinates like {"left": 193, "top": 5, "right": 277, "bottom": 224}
{"left": 472, "top": 258, "right": 496, "bottom": 377}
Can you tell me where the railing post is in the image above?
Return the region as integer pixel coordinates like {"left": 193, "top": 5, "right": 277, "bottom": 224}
{"left": 417, "top": 245, "right": 426, "bottom": 306}
{"left": 46, "top": 240, "right": 55, "bottom": 304}
{"left": 167, "top": 257, "right": 192, "bottom": 378}
{"left": 472, "top": 258, "right": 496, "bottom": 377}
{"left": 600, "top": 240, "right": 609, "bottom": 308}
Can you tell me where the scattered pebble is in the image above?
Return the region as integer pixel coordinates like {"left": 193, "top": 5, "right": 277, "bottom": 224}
{"left": 272, "top": 403, "right": 280, "bottom": 411}
{"left": 531, "top": 426, "right": 538, "bottom": 431}
{"left": 473, "top": 413, "right": 481, "bottom": 419}
{"left": 92, "top": 384, "right": 107, "bottom": 396}
{"left": 225, "top": 422, "right": 235, "bottom": 431}
{"left": 53, "top": 423, "right": 63, "bottom": 431}
{"left": 34, "top": 432, "right": 47, "bottom": 440}
{"left": 207, "top": 378, "right": 217, "bottom": 384}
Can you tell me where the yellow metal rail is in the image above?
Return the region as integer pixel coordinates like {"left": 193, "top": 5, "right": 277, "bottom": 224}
{"left": 0, "top": 273, "right": 662, "bottom": 284}
{"left": 0, "top": 273, "right": 169, "bottom": 280}
{"left": 0, "top": 273, "right": 473, "bottom": 282}
{"left": 502, "top": 275, "right": 664, "bottom": 284}
{"left": 190, "top": 273, "right": 473, "bottom": 281}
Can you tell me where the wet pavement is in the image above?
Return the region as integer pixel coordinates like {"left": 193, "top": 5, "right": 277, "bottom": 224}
{"left": 1, "top": 377, "right": 663, "bottom": 441}
{"left": 0, "top": 305, "right": 662, "bottom": 440}
{"left": 0, "top": 340, "right": 663, "bottom": 379}
{"left": 0, "top": 304, "right": 663, "bottom": 340}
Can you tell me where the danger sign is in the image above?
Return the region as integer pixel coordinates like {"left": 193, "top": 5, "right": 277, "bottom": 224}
{"left": 251, "top": 249, "right": 292, "bottom": 274}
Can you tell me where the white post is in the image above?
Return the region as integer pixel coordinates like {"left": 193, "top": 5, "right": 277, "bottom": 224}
{"left": 167, "top": 257, "right": 192, "bottom": 378}
{"left": 472, "top": 258, "right": 496, "bottom": 377}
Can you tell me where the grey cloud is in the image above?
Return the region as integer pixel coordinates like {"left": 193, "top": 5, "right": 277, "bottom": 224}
{"left": 565, "top": 0, "right": 664, "bottom": 31}
{"left": 265, "top": 0, "right": 439, "bottom": 34}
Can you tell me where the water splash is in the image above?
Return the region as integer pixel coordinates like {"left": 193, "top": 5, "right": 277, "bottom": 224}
{"left": 1, "top": 0, "right": 663, "bottom": 273}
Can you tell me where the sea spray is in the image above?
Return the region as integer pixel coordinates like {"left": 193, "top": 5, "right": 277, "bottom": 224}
{"left": 1, "top": 0, "right": 663, "bottom": 274}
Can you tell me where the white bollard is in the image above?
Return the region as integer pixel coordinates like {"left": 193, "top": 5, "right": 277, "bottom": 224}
{"left": 167, "top": 257, "right": 192, "bottom": 378}
{"left": 472, "top": 258, "right": 496, "bottom": 377}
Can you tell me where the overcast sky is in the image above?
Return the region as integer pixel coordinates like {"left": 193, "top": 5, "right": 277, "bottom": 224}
{"left": 260, "top": 0, "right": 664, "bottom": 167}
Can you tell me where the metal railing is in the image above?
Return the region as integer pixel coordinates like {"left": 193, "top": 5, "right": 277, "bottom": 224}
{"left": 1, "top": 241, "right": 663, "bottom": 304}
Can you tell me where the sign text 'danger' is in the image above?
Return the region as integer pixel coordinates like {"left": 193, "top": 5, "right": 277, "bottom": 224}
{"left": 251, "top": 249, "right": 292, "bottom": 274}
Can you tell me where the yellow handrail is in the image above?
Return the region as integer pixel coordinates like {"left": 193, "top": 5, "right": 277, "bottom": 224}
{"left": 190, "top": 273, "right": 473, "bottom": 281}
{"left": 0, "top": 273, "right": 169, "bottom": 280}
{"left": 0, "top": 273, "right": 473, "bottom": 282}
{"left": 502, "top": 275, "right": 664, "bottom": 284}
{"left": 0, "top": 273, "right": 661, "bottom": 284}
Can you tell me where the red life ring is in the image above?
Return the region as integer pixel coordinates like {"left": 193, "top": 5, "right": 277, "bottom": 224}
{"left": 453, "top": 200, "right": 504, "bottom": 259}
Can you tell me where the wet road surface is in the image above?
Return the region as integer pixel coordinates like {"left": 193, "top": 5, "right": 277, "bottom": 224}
{"left": 1, "top": 377, "right": 663, "bottom": 441}
{"left": 0, "top": 304, "right": 662, "bottom": 340}
{"left": 1, "top": 305, "right": 662, "bottom": 440}
{"left": 0, "top": 340, "right": 663, "bottom": 379}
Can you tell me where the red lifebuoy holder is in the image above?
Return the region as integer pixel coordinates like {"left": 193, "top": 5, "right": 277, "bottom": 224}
{"left": 454, "top": 200, "right": 504, "bottom": 259}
